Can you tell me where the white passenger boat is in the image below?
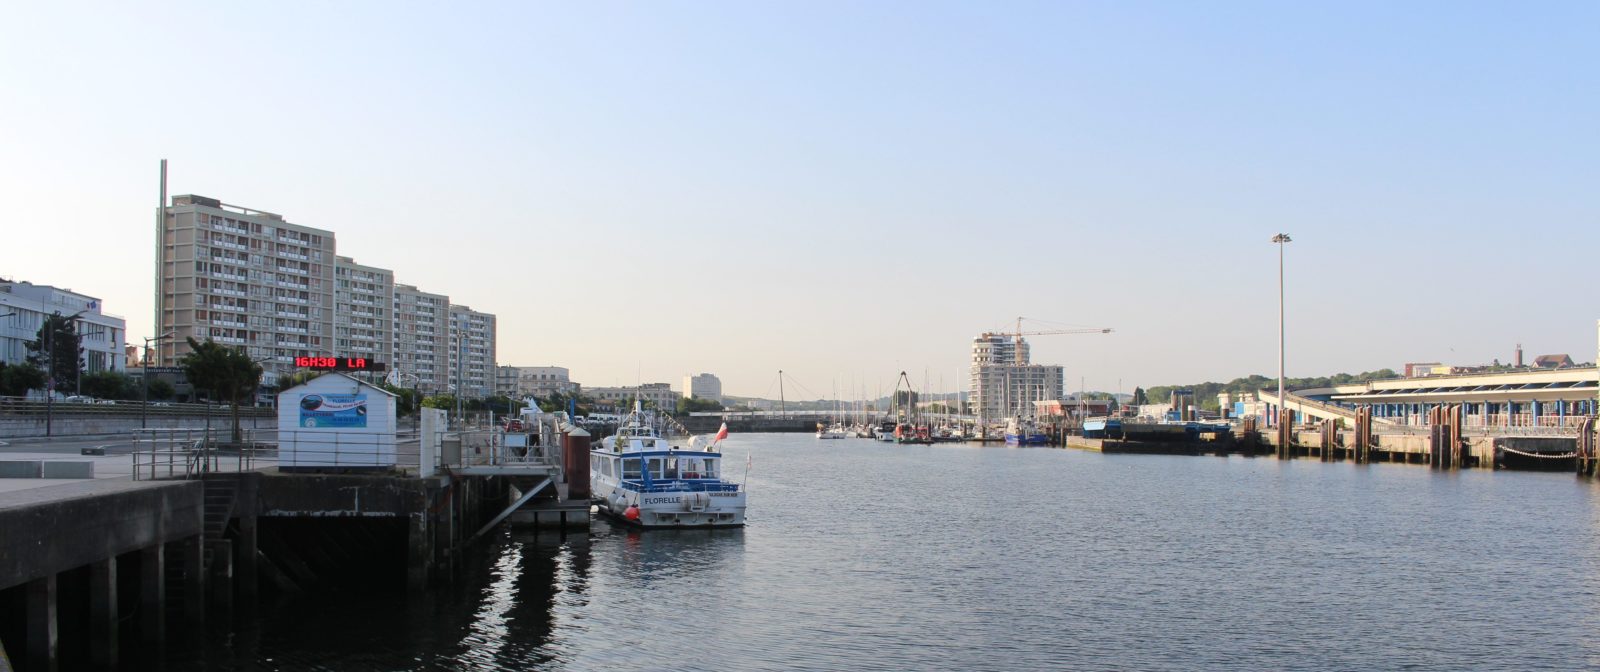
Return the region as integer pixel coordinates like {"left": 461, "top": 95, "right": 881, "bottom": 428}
{"left": 592, "top": 410, "right": 747, "bottom": 528}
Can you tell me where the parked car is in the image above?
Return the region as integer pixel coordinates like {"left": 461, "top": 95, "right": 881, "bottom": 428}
{"left": 96, "top": 399, "right": 117, "bottom": 405}
{"left": 152, "top": 401, "right": 173, "bottom": 407}
{"left": 64, "top": 395, "right": 94, "bottom": 403}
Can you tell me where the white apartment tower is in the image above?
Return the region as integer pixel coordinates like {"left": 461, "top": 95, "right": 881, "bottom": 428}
{"left": 156, "top": 195, "right": 336, "bottom": 372}
{"left": 682, "top": 373, "right": 723, "bottom": 403}
{"left": 447, "top": 305, "right": 496, "bottom": 399}
{"left": 333, "top": 256, "right": 394, "bottom": 366}
{"left": 393, "top": 284, "right": 450, "bottom": 393}
{"left": 969, "top": 333, "right": 1064, "bottom": 421}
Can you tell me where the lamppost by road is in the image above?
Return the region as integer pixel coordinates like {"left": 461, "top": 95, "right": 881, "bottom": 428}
{"left": 44, "top": 310, "right": 88, "bottom": 437}
{"left": 141, "top": 332, "right": 174, "bottom": 428}
{"left": 1272, "top": 233, "right": 1292, "bottom": 426}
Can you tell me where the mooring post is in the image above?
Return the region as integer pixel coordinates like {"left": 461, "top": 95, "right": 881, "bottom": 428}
{"left": 25, "top": 574, "right": 57, "bottom": 672}
{"left": 140, "top": 544, "right": 165, "bottom": 643}
{"left": 89, "top": 557, "right": 118, "bottom": 667}
{"left": 183, "top": 536, "right": 205, "bottom": 625}
{"left": 209, "top": 539, "right": 234, "bottom": 618}
{"left": 407, "top": 508, "right": 433, "bottom": 592}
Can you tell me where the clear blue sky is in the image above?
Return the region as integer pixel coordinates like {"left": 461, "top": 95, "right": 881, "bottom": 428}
{"left": 2, "top": 1, "right": 1596, "bottom": 398}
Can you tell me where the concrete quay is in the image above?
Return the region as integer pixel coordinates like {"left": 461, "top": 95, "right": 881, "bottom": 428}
{"left": 0, "top": 429, "right": 592, "bottom": 671}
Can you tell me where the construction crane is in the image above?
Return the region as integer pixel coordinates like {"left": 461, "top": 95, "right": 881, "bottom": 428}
{"left": 991, "top": 317, "right": 1113, "bottom": 360}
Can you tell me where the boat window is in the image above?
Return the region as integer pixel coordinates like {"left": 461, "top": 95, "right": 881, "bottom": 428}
{"left": 682, "top": 458, "right": 702, "bottom": 478}
{"left": 647, "top": 458, "right": 664, "bottom": 479}
{"left": 704, "top": 458, "right": 718, "bottom": 478}
{"left": 601, "top": 458, "right": 613, "bottom": 478}
{"left": 664, "top": 456, "right": 679, "bottom": 479}
{"left": 622, "top": 458, "right": 641, "bottom": 480}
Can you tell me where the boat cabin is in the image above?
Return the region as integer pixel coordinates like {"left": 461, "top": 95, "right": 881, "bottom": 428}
{"left": 592, "top": 449, "right": 735, "bottom": 493}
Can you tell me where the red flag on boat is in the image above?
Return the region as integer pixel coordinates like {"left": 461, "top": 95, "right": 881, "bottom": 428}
{"left": 714, "top": 422, "right": 729, "bottom": 442}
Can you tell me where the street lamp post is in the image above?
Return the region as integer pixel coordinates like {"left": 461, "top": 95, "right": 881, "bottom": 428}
{"left": 44, "top": 310, "right": 88, "bottom": 437}
{"left": 1272, "top": 233, "right": 1292, "bottom": 427}
{"left": 141, "top": 332, "right": 174, "bottom": 429}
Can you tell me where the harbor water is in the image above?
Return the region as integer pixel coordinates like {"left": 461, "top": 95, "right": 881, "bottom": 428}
{"left": 171, "top": 433, "right": 1600, "bottom": 670}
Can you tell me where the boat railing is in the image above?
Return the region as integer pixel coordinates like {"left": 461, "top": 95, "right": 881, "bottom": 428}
{"left": 624, "top": 480, "right": 740, "bottom": 493}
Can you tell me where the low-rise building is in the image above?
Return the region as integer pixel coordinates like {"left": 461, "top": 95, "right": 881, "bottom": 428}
{"left": 0, "top": 279, "right": 126, "bottom": 376}
{"left": 587, "top": 383, "right": 676, "bottom": 412}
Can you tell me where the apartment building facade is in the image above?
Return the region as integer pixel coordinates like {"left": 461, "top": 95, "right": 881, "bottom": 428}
{"left": 682, "top": 373, "right": 723, "bottom": 402}
{"left": 156, "top": 195, "right": 336, "bottom": 372}
{"left": 496, "top": 365, "right": 580, "bottom": 399}
{"left": 157, "top": 194, "right": 500, "bottom": 395}
{"left": 447, "top": 305, "right": 496, "bottom": 399}
{"left": 969, "top": 333, "right": 1063, "bottom": 421}
{"left": 392, "top": 284, "right": 450, "bottom": 393}
{"left": 333, "top": 256, "right": 394, "bottom": 367}
{"left": 587, "top": 383, "right": 677, "bottom": 411}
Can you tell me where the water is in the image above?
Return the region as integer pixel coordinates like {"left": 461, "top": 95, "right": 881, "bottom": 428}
{"left": 175, "top": 434, "right": 1600, "bottom": 670}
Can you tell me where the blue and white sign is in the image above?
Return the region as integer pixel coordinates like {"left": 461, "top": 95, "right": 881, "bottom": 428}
{"left": 299, "top": 393, "right": 368, "bottom": 428}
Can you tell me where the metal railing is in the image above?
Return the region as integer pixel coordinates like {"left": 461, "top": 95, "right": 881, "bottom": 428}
{"left": 0, "top": 396, "right": 273, "bottom": 418}
{"left": 275, "top": 429, "right": 403, "bottom": 469}
{"left": 130, "top": 427, "right": 272, "bottom": 480}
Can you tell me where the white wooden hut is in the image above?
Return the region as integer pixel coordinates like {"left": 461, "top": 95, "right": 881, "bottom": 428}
{"left": 276, "top": 373, "right": 398, "bottom": 469}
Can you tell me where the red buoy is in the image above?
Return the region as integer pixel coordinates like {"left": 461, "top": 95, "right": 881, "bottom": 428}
{"left": 624, "top": 505, "right": 640, "bottom": 521}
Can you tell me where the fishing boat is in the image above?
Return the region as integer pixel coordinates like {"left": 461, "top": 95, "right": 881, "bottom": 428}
{"left": 1004, "top": 416, "right": 1050, "bottom": 446}
{"left": 591, "top": 409, "right": 747, "bottom": 528}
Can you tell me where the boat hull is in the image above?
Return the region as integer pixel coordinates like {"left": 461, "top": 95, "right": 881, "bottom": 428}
{"left": 1004, "top": 432, "right": 1050, "bottom": 446}
{"left": 595, "top": 489, "right": 747, "bottom": 529}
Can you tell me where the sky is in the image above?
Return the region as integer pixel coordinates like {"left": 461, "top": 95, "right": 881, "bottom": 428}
{"left": 2, "top": 1, "right": 1597, "bottom": 399}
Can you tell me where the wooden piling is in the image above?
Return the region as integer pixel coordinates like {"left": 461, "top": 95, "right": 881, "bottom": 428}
{"left": 1352, "top": 406, "right": 1373, "bottom": 464}
{"left": 1577, "top": 417, "right": 1596, "bottom": 477}
{"left": 1277, "top": 409, "right": 1296, "bottom": 459}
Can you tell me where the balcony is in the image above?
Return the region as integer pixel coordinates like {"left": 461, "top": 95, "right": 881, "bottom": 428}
{"left": 211, "top": 221, "right": 250, "bottom": 235}
{"left": 208, "top": 303, "right": 246, "bottom": 313}
{"left": 275, "top": 265, "right": 309, "bottom": 276}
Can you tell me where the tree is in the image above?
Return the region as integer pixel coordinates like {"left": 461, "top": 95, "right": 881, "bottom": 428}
{"left": 421, "top": 394, "right": 456, "bottom": 411}
{"left": 0, "top": 362, "right": 47, "bottom": 397}
{"left": 675, "top": 396, "right": 725, "bottom": 415}
{"left": 179, "top": 337, "right": 263, "bottom": 443}
{"left": 275, "top": 370, "right": 324, "bottom": 393}
{"left": 24, "top": 312, "right": 83, "bottom": 393}
{"left": 147, "top": 379, "right": 176, "bottom": 401}
{"left": 80, "top": 371, "right": 136, "bottom": 400}
{"left": 378, "top": 382, "right": 420, "bottom": 417}
{"left": 538, "top": 391, "right": 595, "bottom": 416}
{"left": 484, "top": 395, "right": 525, "bottom": 416}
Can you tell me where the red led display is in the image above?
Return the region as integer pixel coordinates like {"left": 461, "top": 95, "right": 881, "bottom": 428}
{"left": 294, "top": 357, "right": 383, "bottom": 372}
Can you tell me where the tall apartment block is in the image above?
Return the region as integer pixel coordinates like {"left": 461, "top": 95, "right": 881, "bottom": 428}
{"left": 393, "top": 284, "right": 450, "bottom": 393}
{"left": 157, "top": 192, "right": 500, "bottom": 396}
{"left": 156, "top": 195, "right": 336, "bottom": 373}
{"left": 448, "top": 305, "right": 496, "bottom": 398}
{"left": 682, "top": 373, "right": 723, "bottom": 403}
{"left": 333, "top": 256, "right": 394, "bottom": 366}
{"left": 969, "top": 333, "right": 1063, "bottom": 420}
